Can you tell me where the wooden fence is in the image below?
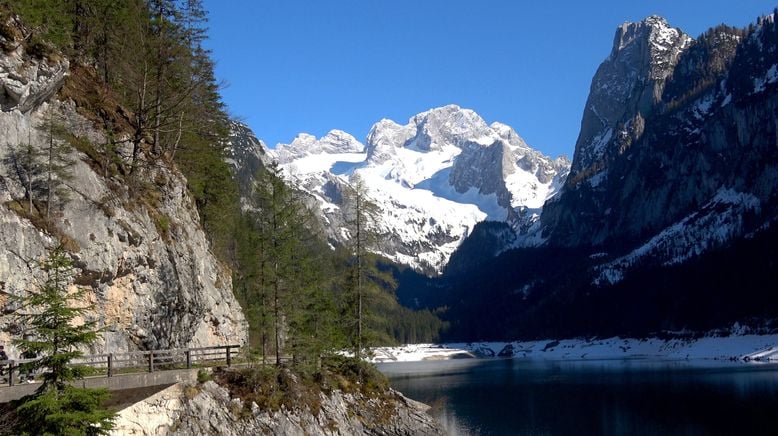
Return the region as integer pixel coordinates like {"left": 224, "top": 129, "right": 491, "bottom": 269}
{"left": 0, "top": 344, "right": 241, "bottom": 387}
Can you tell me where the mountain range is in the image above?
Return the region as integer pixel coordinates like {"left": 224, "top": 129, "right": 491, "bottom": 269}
{"left": 229, "top": 105, "right": 569, "bottom": 273}
{"left": 227, "top": 12, "right": 777, "bottom": 340}
{"left": 395, "top": 13, "right": 778, "bottom": 340}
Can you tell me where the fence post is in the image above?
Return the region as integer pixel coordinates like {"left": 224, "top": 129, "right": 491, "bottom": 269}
{"left": 148, "top": 352, "right": 154, "bottom": 373}
{"left": 226, "top": 346, "right": 232, "bottom": 367}
{"left": 8, "top": 361, "right": 14, "bottom": 386}
{"left": 186, "top": 350, "right": 191, "bottom": 369}
{"left": 107, "top": 353, "right": 113, "bottom": 377}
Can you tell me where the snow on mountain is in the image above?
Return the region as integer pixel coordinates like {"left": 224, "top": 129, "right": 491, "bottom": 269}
{"left": 569, "top": 16, "right": 691, "bottom": 185}
{"left": 269, "top": 105, "right": 569, "bottom": 273}
{"left": 594, "top": 188, "right": 762, "bottom": 285}
{"left": 226, "top": 120, "right": 271, "bottom": 201}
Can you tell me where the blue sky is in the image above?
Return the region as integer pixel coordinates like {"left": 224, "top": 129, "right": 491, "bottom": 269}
{"left": 203, "top": 0, "right": 777, "bottom": 158}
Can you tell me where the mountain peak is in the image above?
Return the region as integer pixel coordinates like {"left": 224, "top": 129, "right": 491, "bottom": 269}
{"left": 320, "top": 129, "right": 364, "bottom": 153}
{"left": 251, "top": 105, "right": 570, "bottom": 272}
{"left": 275, "top": 130, "right": 365, "bottom": 163}
{"left": 611, "top": 15, "right": 691, "bottom": 62}
{"left": 567, "top": 15, "right": 692, "bottom": 182}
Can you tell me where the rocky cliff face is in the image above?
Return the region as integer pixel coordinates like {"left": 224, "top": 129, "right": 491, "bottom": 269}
{"left": 541, "top": 14, "right": 778, "bottom": 267}
{"left": 0, "top": 34, "right": 247, "bottom": 356}
{"left": 225, "top": 120, "right": 270, "bottom": 201}
{"left": 566, "top": 16, "right": 691, "bottom": 184}
{"left": 111, "top": 381, "right": 443, "bottom": 436}
{"left": 239, "top": 105, "right": 569, "bottom": 273}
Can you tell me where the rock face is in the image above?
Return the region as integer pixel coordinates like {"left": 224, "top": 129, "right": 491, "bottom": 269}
{"left": 541, "top": 14, "right": 778, "bottom": 267}
{"left": 236, "top": 105, "right": 569, "bottom": 273}
{"left": 111, "top": 381, "right": 444, "bottom": 436}
{"left": 225, "top": 120, "right": 270, "bottom": 200}
{"left": 0, "top": 35, "right": 247, "bottom": 356}
{"left": 0, "top": 42, "right": 69, "bottom": 113}
{"left": 568, "top": 16, "right": 691, "bottom": 183}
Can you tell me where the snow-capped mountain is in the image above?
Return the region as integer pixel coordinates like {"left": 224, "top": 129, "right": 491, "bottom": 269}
{"left": 268, "top": 105, "right": 569, "bottom": 273}
{"left": 541, "top": 14, "right": 778, "bottom": 270}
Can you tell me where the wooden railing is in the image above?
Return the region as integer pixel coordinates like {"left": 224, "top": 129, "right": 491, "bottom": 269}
{"left": 0, "top": 344, "right": 241, "bottom": 387}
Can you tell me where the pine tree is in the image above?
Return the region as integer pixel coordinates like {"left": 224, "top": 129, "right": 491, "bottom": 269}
{"left": 12, "top": 245, "right": 115, "bottom": 435}
{"left": 235, "top": 211, "right": 273, "bottom": 364}
{"left": 250, "top": 162, "right": 314, "bottom": 365}
{"left": 342, "top": 174, "right": 396, "bottom": 358}
{"left": 285, "top": 231, "right": 339, "bottom": 370}
{"left": 37, "top": 109, "right": 75, "bottom": 229}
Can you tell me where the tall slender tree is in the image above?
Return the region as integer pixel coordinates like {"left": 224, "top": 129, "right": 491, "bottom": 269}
{"left": 342, "top": 174, "right": 396, "bottom": 359}
{"left": 37, "top": 109, "right": 74, "bottom": 229}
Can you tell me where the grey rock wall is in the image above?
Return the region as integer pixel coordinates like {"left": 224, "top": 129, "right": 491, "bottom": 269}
{"left": 0, "top": 39, "right": 247, "bottom": 357}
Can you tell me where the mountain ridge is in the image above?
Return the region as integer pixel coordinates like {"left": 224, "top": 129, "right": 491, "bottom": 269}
{"left": 230, "top": 104, "right": 570, "bottom": 273}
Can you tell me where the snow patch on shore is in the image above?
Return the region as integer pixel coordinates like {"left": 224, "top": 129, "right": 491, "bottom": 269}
{"left": 371, "top": 335, "right": 778, "bottom": 363}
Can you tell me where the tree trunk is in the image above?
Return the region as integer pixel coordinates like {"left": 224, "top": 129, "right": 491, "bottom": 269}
{"left": 46, "top": 123, "right": 53, "bottom": 228}
{"left": 130, "top": 64, "right": 149, "bottom": 177}
{"left": 152, "top": 1, "right": 164, "bottom": 156}
{"left": 274, "top": 271, "right": 280, "bottom": 365}
{"left": 356, "top": 191, "right": 362, "bottom": 360}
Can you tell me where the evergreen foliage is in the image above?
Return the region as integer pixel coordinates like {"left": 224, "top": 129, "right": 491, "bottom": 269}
{"left": 12, "top": 245, "right": 114, "bottom": 435}
{"left": 3, "top": 0, "right": 445, "bottom": 378}
{"left": 37, "top": 108, "right": 75, "bottom": 228}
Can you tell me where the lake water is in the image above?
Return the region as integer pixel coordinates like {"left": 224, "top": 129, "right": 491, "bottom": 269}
{"left": 378, "top": 358, "right": 778, "bottom": 435}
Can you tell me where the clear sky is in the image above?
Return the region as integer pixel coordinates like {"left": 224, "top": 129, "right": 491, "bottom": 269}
{"left": 202, "top": 0, "right": 777, "bottom": 158}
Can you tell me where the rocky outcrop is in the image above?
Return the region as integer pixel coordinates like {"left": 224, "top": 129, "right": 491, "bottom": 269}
{"left": 567, "top": 16, "right": 691, "bottom": 184}
{"left": 0, "top": 43, "right": 69, "bottom": 113}
{"left": 0, "top": 33, "right": 247, "bottom": 355}
{"left": 226, "top": 120, "right": 270, "bottom": 200}
{"left": 111, "top": 381, "right": 443, "bottom": 435}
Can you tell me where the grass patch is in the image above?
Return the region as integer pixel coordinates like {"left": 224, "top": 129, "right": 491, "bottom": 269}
{"left": 196, "top": 369, "right": 212, "bottom": 384}
{"left": 212, "top": 356, "right": 392, "bottom": 419}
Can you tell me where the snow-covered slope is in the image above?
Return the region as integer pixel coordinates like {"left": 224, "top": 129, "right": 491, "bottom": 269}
{"left": 269, "top": 105, "right": 569, "bottom": 273}
{"left": 594, "top": 188, "right": 762, "bottom": 285}
{"left": 372, "top": 335, "right": 778, "bottom": 363}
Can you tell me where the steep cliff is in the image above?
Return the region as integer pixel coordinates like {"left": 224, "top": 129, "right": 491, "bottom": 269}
{"left": 0, "top": 26, "right": 247, "bottom": 356}
{"left": 542, "top": 15, "right": 777, "bottom": 259}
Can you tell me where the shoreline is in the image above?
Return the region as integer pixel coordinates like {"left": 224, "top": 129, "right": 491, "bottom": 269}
{"left": 371, "top": 334, "right": 778, "bottom": 363}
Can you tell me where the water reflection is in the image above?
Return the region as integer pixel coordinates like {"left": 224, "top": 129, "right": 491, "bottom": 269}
{"left": 379, "top": 359, "right": 778, "bottom": 435}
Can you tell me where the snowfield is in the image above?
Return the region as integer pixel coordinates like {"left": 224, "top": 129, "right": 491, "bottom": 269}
{"left": 270, "top": 104, "right": 570, "bottom": 272}
{"left": 371, "top": 335, "right": 778, "bottom": 363}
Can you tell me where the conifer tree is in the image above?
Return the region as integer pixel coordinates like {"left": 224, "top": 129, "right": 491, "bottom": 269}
{"left": 4, "top": 139, "right": 41, "bottom": 216}
{"left": 285, "top": 231, "right": 339, "bottom": 369}
{"left": 342, "top": 174, "right": 396, "bottom": 358}
{"left": 12, "top": 245, "right": 115, "bottom": 435}
{"left": 251, "top": 162, "right": 314, "bottom": 365}
{"left": 37, "top": 109, "right": 74, "bottom": 228}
